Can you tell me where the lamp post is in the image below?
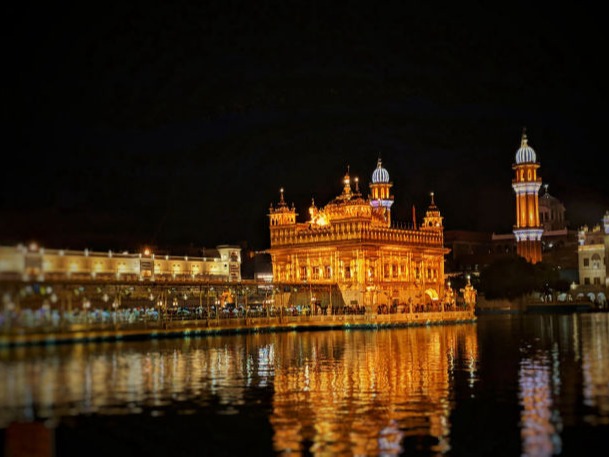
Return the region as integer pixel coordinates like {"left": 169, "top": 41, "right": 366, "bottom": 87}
{"left": 50, "top": 292, "right": 58, "bottom": 327}
{"left": 41, "top": 299, "right": 51, "bottom": 326}
{"left": 2, "top": 293, "right": 15, "bottom": 332}
{"left": 206, "top": 284, "right": 211, "bottom": 327}
{"left": 172, "top": 297, "right": 178, "bottom": 323}
{"left": 157, "top": 297, "right": 164, "bottom": 326}
{"left": 82, "top": 298, "right": 91, "bottom": 327}
{"left": 198, "top": 285, "right": 203, "bottom": 322}
{"left": 147, "top": 293, "right": 154, "bottom": 326}
{"left": 112, "top": 299, "right": 119, "bottom": 325}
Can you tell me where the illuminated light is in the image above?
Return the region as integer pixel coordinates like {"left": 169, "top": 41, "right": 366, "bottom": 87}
{"left": 144, "top": 248, "right": 151, "bottom": 256}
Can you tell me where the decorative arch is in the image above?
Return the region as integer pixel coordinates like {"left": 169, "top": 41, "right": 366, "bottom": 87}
{"left": 424, "top": 288, "right": 439, "bottom": 301}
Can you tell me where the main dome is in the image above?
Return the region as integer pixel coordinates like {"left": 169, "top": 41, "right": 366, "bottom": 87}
{"left": 515, "top": 132, "right": 537, "bottom": 164}
{"left": 371, "top": 158, "right": 390, "bottom": 183}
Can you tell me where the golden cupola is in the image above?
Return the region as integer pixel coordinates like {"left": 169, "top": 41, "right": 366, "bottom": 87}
{"left": 369, "top": 158, "right": 394, "bottom": 227}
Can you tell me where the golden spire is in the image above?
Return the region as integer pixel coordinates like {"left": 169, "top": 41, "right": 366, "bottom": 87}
{"left": 310, "top": 197, "right": 316, "bottom": 209}
{"left": 412, "top": 204, "right": 417, "bottom": 229}
{"left": 521, "top": 126, "right": 528, "bottom": 147}
{"left": 343, "top": 166, "right": 352, "bottom": 197}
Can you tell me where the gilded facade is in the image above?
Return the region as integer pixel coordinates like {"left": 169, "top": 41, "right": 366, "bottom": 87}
{"left": 267, "top": 159, "right": 450, "bottom": 311}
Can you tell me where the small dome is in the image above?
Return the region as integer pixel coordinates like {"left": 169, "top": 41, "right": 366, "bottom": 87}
{"left": 539, "top": 185, "right": 559, "bottom": 203}
{"left": 371, "top": 158, "right": 390, "bottom": 183}
{"left": 515, "top": 131, "right": 537, "bottom": 164}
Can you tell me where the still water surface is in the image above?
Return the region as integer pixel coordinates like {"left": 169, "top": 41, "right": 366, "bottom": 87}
{"left": 0, "top": 313, "right": 608, "bottom": 456}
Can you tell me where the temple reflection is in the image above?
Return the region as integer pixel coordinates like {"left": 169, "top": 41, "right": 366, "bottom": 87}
{"left": 1, "top": 316, "right": 607, "bottom": 455}
{"left": 1, "top": 326, "right": 478, "bottom": 455}
{"left": 270, "top": 325, "right": 479, "bottom": 455}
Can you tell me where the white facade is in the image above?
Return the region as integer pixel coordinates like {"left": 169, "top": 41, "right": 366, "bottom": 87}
{"left": 0, "top": 243, "right": 242, "bottom": 282}
{"left": 577, "top": 211, "right": 609, "bottom": 288}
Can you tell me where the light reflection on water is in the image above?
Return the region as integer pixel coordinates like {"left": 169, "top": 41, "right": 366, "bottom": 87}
{"left": 1, "top": 338, "right": 275, "bottom": 421}
{"left": 268, "top": 328, "right": 475, "bottom": 455}
{"left": 517, "top": 313, "right": 609, "bottom": 457}
{"left": 0, "top": 314, "right": 608, "bottom": 456}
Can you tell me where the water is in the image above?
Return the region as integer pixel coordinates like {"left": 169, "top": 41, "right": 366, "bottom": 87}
{"left": 0, "top": 313, "right": 607, "bottom": 456}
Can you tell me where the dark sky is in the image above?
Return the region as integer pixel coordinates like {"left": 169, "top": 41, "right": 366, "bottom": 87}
{"left": 3, "top": 2, "right": 608, "bottom": 253}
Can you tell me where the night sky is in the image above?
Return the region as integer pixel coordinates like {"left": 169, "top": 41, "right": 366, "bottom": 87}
{"left": 3, "top": 2, "right": 608, "bottom": 253}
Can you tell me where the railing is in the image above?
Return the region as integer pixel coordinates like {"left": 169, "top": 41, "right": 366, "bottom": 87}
{"left": 0, "top": 306, "right": 476, "bottom": 337}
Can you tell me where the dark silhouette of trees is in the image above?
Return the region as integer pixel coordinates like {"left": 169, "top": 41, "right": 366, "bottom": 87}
{"left": 479, "top": 256, "right": 568, "bottom": 300}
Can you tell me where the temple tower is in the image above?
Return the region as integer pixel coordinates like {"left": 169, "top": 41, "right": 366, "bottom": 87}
{"left": 421, "top": 192, "right": 444, "bottom": 233}
{"left": 369, "top": 158, "right": 394, "bottom": 227}
{"left": 269, "top": 188, "right": 297, "bottom": 227}
{"left": 512, "top": 129, "right": 543, "bottom": 264}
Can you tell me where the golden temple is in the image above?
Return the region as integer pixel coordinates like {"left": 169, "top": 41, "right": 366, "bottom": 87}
{"left": 267, "top": 159, "right": 452, "bottom": 313}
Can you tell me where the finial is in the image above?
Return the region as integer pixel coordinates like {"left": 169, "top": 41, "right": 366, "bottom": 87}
{"left": 412, "top": 204, "right": 417, "bottom": 229}
{"left": 354, "top": 176, "right": 359, "bottom": 193}
{"left": 430, "top": 191, "right": 435, "bottom": 205}
{"left": 343, "top": 165, "right": 351, "bottom": 193}
{"left": 521, "top": 126, "right": 528, "bottom": 147}
{"left": 279, "top": 187, "right": 285, "bottom": 205}
{"left": 544, "top": 184, "right": 549, "bottom": 194}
